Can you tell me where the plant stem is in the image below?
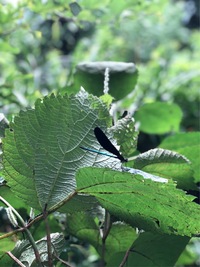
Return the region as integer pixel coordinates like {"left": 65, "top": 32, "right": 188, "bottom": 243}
{"left": 43, "top": 205, "right": 53, "bottom": 267}
{"left": 101, "top": 210, "right": 112, "bottom": 266}
{"left": 54, "top": 254, "right": 73, "bottom": 267}
{"left": 6, "top": 251, "right": 26, "bottom": 267}
{"left": 0, "top": 196, "right": 43, "bottom": 267}
{"left": 119, "top": 246, "right": 131, "bottom": 267}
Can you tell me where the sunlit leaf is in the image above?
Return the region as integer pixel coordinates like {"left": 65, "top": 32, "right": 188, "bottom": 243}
{"left": 76, "top": 167, "right": 200, "bottom": 237}
{"left": 133, "top": 148, "right": 195, "bottom": 189}
{"left": 2, "top": 90, "right": 121, "bottom": 211}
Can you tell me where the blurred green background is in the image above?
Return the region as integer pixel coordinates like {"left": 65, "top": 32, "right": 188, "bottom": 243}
{"left": 0, "top": 0, "right": 199, "bottom": 131}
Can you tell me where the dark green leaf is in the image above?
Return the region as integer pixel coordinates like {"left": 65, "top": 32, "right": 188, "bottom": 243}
{"left": 67, "top": 212, "right": 137, "bottom": 261}
{"left": 74, "top": 62, "right": 138, "bottom": 100}
{"left": 107, "top": 232, "right": 190, "bottom": 267}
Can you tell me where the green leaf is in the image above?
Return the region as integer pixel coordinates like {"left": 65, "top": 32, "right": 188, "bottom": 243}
{"left": 2, "top": 90, "right": 122, "bottom": 211}
{"left": 67, "top": 212, "right": 137, "bottom": 261}
{"left": 66, "top": 212, "right": 100, "bottom": 246}
{"left": 76, "top": 167, "right": 200, "bottom": 236}
{"left": 103, "top": 223, "right": 137, "bottom": 262}
{"left": 135, "top": 102, "right": 182, "bottom": 134}
{"left": 99, "top": 93, "right": 114, "bottom": 108}
{"left": 0, "top": 235, "right": 15, "bottom": 256}
{"left": 0, "top": 236, "right": 16, "bottom": 267}
{"left": 160, "top": 132, "right": 200, "bottom": 183}
{"left": 0, "top": 185, "right": 30, "bottom": 212}
{"left": 74, "top": 62, "right": 138, "bottom": 100}
{"left": 133, "top": 148, "right": 195, "bottom": 190}
{"left": 107, "top": 232, "right": 190, "bottom": 267}
{"left": 111, "top": 116, "right": 138, "bottom": 158}
{"left": 59, "top": 194, "right": 99, "bottom": 213}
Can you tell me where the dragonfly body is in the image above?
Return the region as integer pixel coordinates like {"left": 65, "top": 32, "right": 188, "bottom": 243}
{"left": 80, "top": 127, "right": 127, "bottom": 163}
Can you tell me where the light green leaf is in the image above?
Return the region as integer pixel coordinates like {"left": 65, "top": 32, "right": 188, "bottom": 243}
{"left": 135, "top": 102, "right": 182, "bottom": 134}
{"left": 0, "top": 235, "right": 15, "bottom": 256}
{"left": 133, "top": 148, "right": 195, "bottom": 189}
{"left": 76, "top": 167, "right": 200, "bottom": 237}
{"left": 2, "top": 90, "right": 121, "bottom": 211}
{"left": 99, "top": 93, "right": 114, "bottom": 108}
{"left": 160, "top": 132, "right": 200, "bottom": 183}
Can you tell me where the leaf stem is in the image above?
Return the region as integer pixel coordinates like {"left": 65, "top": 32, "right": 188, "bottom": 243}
{"left": 0, "top": 196, "right": 43, "bottom": 267}
{"left": 54, "top": 254, "right": 73, "bottom": 267}
{"left": 119, "top": 246, "right": 131, "bottom": 267}
{"left": 43, "top": 204, "right": 53, "bottom": 267}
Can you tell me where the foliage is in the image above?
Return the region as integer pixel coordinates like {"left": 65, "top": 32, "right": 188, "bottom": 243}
{"left": 1, "top": 90, "right": 199, "bottom": 266}
{"left": 0, "top": 0, "right": 199, "bottom": 266}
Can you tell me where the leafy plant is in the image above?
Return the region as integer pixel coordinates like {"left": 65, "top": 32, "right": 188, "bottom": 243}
{"left": 0, "top": 0, "right": 199, "bottom": 266}
{"left": 0, "top": 88, "right": 199, "bottom": 266}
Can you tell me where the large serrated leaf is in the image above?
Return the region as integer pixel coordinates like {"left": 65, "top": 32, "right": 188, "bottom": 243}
{"left": 2, "top": 90, "right": 122, "bottom": 211}
{"left": 76, "top": 167, "right": 200, "bottom": 237}
{"left": 134, "top": 148, "right": 190, "bottom": 166}
{"left": 134, "top": 148, "right": 195, "bottom": 190}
